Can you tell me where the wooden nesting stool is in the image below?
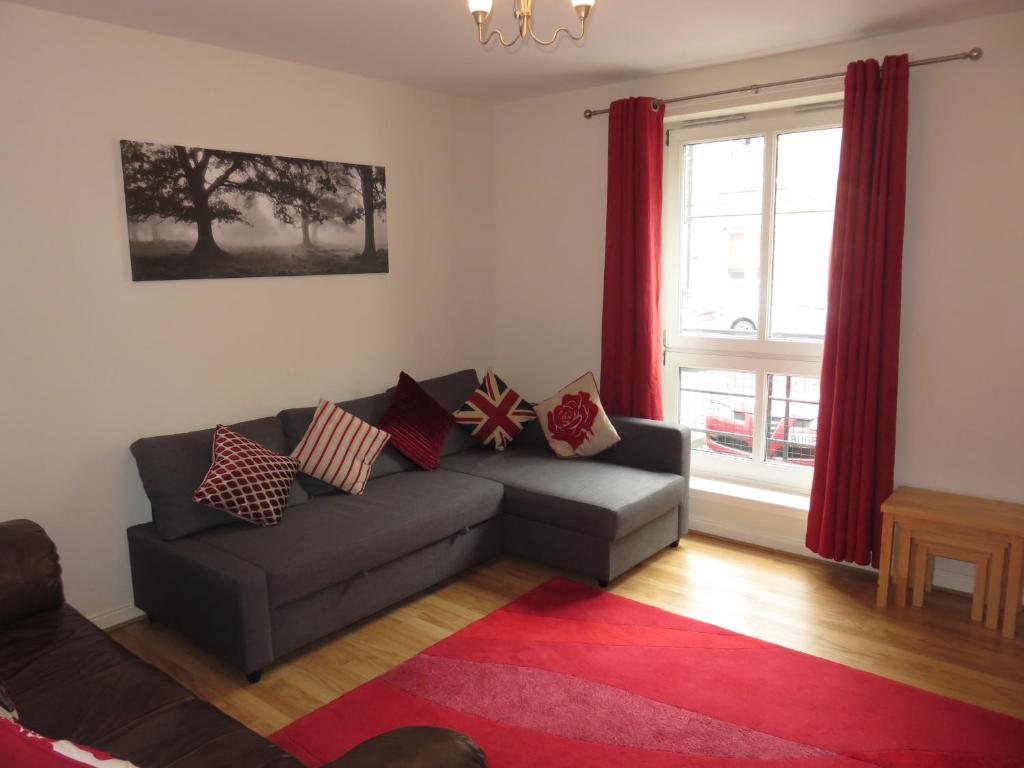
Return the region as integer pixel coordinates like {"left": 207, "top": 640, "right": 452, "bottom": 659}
{"left": 878, "top": 487, "right": 1024, "bottom": 639}
{"left": 909, "top": 534, "right": 1002, "bottom": 627}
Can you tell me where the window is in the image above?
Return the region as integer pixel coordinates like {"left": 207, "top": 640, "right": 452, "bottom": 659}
{"left": 663, "top": 105, "right": 842, "bottom": 490}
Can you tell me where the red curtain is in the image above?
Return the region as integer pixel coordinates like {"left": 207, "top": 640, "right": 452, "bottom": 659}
{"left": 601, "top": 97, "right": 665, "bottom": 420}
{"left": 806, "top": 55, "right": 910, "bottom": 567}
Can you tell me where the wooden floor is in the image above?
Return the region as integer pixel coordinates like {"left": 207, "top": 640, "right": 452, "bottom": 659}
{"left": 111, "top": 533, "right": 1024, "bottom": 737}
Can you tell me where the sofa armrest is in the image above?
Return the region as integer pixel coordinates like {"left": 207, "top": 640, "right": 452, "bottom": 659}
{"left": 127, "top": 523, "right": 274, "bottom": 676}
{"left": 0, "top": 519, "right": 64, "bottom": 625}
{"left": 600, "top": 417, "right": 691, "bottom": 479}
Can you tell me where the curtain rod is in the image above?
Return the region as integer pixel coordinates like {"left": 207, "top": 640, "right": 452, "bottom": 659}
{"left": 582, "top": 47, "right": 982, "bottom": 119}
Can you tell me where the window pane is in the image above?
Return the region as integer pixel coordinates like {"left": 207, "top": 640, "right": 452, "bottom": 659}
{"left": 765, "top": 374, "right": 820, "bottom": 466}
{"left": 680, "top": 137, "right": 764, "bottom": 336}
{"left": 680, "top": 368, "right": 757, "bottom": 458}
{"left": 769, "top": 127, "right": 841, "bottom": 340}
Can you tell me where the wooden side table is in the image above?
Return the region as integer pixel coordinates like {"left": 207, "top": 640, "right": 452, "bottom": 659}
{"left": 878, "top": 487, "right": 1024, "bottom": 639}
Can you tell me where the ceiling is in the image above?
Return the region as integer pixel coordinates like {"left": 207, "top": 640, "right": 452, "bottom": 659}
{"left": 8, "top": 0, "right": 1021, "bottom": 101}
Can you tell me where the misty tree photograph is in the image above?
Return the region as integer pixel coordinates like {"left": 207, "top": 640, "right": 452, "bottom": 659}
{"left": 119, "top": 140, "right": 388, "bottom": 281}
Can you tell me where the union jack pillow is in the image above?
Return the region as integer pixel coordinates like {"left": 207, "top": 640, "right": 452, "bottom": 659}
{"left": 454, "top": 370, "right": 536, "bottom": 451}
{"left": 193, "top": 425, "right": 299, "bottom": 527}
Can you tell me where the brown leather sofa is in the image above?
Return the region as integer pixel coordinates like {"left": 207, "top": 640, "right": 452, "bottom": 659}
{"left": 0, "top": 518, "right": 492, "bottom": 767}
{"left": 0, "top": 518, "right": 310, "bottom": 767}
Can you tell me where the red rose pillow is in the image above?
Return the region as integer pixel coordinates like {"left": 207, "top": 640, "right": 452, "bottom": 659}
{"left": 534, "top": 372, "right": 620, "bottom": 458}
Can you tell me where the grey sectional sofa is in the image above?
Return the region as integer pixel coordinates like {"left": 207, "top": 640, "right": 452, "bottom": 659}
{"left": 128, "top": 370, "right": 690, "bottom": 682}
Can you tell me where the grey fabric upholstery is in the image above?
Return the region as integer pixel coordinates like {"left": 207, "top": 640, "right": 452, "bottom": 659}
{"left": 503, "top": 507, "right": 679, "bottom": 582}
{"left": 194, "top": 470, "right": 504, "bottom": 608}
{"left": 440, "top": 448, "right": 684, "bottom": 541}
{"left": 601, "top": 417, "right": 691, "bottom": 479}
{"left": 127, "top": 524, "right": 275, "bottom": 676}
{"left": 130, "top": 417, "right": 308, "bottom": 541}
{"left": 271, "top": 519, "right": 502, "bottom": 660}
{"left": 279, "top": 392, "right": 417, "bottom": 496}
{"left": 389, "top": 369, "right": 481, "bottom": 456}
{"left": 127, "top": 370, "right": 692, "bottom": 680}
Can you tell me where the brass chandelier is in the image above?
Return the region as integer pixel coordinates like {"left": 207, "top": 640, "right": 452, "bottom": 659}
{"left": 468, "top": 0, "right": 597, "bottom": 48}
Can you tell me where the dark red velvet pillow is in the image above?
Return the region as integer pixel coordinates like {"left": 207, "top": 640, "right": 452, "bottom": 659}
{"left": 378, "top": 372, "right": 454, "bottom": 470}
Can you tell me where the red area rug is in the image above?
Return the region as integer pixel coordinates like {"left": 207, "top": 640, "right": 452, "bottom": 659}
{"left": 271, "top": 578, "right": 1024, "bottom": 767}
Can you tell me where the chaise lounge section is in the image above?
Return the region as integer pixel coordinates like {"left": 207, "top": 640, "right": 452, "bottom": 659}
{"left": 127, "top": 369, "right": 690, "bottom": 681}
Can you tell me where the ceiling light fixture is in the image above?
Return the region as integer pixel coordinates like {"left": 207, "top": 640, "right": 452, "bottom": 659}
{"left": 468, "top": 0, "right": 596, "bottom": 48}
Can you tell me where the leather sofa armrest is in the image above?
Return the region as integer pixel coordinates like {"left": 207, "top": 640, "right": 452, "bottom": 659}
{"left": 600, "top": 417, "right": 691, "bottom": 479}
{"left": 0, "top": 519, "right": 64, "bottom": 625}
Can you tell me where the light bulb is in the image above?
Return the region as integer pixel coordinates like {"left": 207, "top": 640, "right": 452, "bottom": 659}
{"left": 572, "top": 0, "right": 595, "bottom": 21}
{"left": 468, "top": 0, "right": 493, "bottom": 14}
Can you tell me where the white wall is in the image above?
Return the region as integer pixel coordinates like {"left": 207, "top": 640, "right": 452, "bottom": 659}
{"left": 493, "top": 12, "right": 1024, "bottom": 512}
{"left": 2, "top": 3, "right": 1021, "bottom": 623}
{"left": 0, "top": 2, "right": 496, "bottom": 622}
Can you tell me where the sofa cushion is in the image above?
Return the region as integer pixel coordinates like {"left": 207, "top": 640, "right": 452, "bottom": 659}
{"left": 453, "top": 369, "right": 536, "bottom": 451}
{"left": 0, "top": 718, "right": 139, "bottom": 767}
{"left": 441, "top": 448, "right": 684, "bottom": 541}
{"left": 192, "top": 426, "right": 299, "bottom": 528}
{"left": 291, "top": 400, "right": 390, "bottom": 495}
{"left": 131, "top": 417, "right": 307, "bottom": 541}
{"left": 279, "top": 393, "right": 416, "bottom": 495}
{"left": 534, "top": 372, "right": 621, "bottom": 458}
{"left": 194, "top": 470, "right": 505, "bottom": 608}
{"left": 378, "top": 373, "right": 455, "bottom": 470}
{"left": 390, "top": 370, "right": 480, "bottom": 457}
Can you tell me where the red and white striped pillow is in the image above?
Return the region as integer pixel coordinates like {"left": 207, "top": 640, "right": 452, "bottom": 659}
{"left": 291, "top": 400, "right": 390, "bottom": 495}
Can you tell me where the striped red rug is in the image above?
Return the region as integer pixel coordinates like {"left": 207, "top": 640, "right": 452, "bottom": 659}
{"left": 271, "top": 578, "right": 1023, "bottom": 767}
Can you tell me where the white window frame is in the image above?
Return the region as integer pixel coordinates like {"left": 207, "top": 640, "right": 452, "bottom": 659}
{"left": 662, "top": 105, "right": 842, "bottom": 493}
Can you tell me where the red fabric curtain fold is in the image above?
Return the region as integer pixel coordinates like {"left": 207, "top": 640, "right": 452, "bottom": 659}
{"left": 806, "top": 55, "right": 910, "bottom": 567}
{"left": 600, "top": 97, "right": 665, "bottom": 420}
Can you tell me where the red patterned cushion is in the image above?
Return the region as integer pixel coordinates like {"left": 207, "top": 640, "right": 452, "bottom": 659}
{"left": 192, "top": 425, "right": 299, "bottom": 527}
{"left": 534, "top": 372, "right": 621, "bottom": 458}
{"left": 377, "top": 372, "right": 454, "bottom": 470}
{"left": 454, "top": 369, "right": 536, "bottom": 451}
{"left": 0, "top": 718, "right": 139, "bottom": 766}
{"left": 291, "top": 400, "right": 390, "bottom": 495}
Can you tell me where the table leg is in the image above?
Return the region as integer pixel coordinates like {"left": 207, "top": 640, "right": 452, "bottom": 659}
{"left": 895, "top": 522, "right": 912, "bottom": 608}
{"left": 1002, "top": 538, "right": 1023, "bottom": 640}
{"left": 912, "top": 542, "right": 928, "bottom": 608}
{"left": 972, "top": 556, "right": 989, "bottom": 623}
{"left": 985, "top": 545, "right": 1005, "bottom": 630}
{"left": 925, "top": 555, "right": 935, "bottom": 593}
{"left": 876, "top": 513, "right": 896, "bottom": 608}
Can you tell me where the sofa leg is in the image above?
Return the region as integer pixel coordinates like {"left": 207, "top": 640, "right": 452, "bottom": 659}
{"left": 597, "top": 579, "right": 609, "bottom": 588}
{"left": 668, "top": 540, "right": 680, "bottom": 549}
{"left": 246, "top": 670, "right": 263, "bottom": 684}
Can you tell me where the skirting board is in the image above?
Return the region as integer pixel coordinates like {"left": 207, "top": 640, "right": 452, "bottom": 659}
{"left": 90, "top": 604, "right": 146, "bottom": 630}
{"left": 688, "top": 493, "right": 1019, "bottom": 603}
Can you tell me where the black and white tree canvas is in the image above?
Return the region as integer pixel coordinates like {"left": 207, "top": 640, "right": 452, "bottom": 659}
{"left": 120, "top": 140, "right": 388, "bottom": 281}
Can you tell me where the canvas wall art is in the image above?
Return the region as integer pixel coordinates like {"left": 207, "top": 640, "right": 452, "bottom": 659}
{"left": 119, "top": 140, "right": 388, "bottom": 281}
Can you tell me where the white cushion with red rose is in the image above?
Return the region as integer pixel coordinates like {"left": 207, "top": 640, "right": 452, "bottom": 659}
{"left": 290, "top": 399, "right": 390, "bottom": 495}
{"left": 534, "top": 372, "right": 621, "bottom": 458}
{"left": 192, "top": 425, "right": 299, "bottom": 527}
